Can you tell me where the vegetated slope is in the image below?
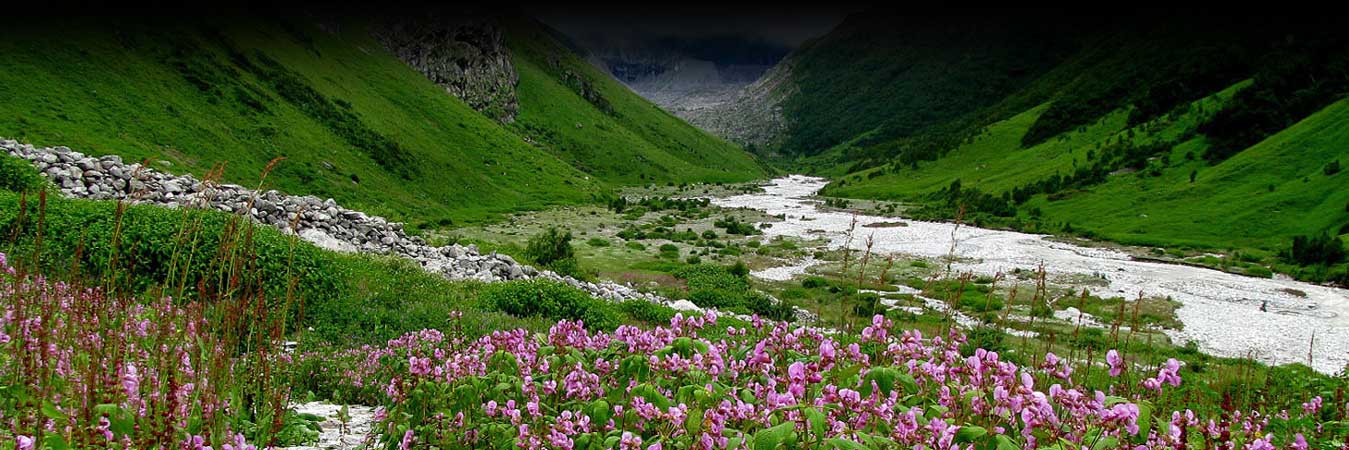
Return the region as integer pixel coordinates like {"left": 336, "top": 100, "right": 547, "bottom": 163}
{"left": 0, "top": 15, "right": 763, "bottom": 229}
{"left": 502, "top": 18, "right": 765, "bottom": 184}
{"left": 0, "top": 17, "right": 608, "bottom": 227}
{"left": 771, "top": 12, "right": 1079, "bottom": 157}
{"left": 747, "top": 11, "right": 1349, "bottom": 274}
{"left": 1033, "top": 98, "right": 1349, "bottom": 252}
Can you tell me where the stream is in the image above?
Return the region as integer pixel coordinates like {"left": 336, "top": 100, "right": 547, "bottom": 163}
{"left": 712, "top": 175, "right": 1349, "bottom": 374}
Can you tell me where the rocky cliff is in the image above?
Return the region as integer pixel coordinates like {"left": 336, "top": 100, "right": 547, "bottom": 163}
{"left": 373, "top": 17, "right": 520, "bottom": 123}
{"left": 683, "top": 54, "right": 795, "bottom": 151}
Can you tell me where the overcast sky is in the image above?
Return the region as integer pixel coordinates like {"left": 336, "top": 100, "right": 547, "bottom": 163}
{"left": 529, "top": 5, "right": 866, "bottom": 48}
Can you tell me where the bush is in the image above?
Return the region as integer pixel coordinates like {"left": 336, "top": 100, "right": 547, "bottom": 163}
{"left": 714, "top": 216, "right": 761, "bottom": 235}
{"left": 801, "top": 276, "right": 828, "bottom": 289}
{"left": 675, "top": 263, "right": 793, "bottom": 321}
{"left": 585, "top": 237, "right": 610, "bottom": 247}
{"left": 658, "top": 243, "right": 680, "bottom": 259}
{"left": 619, "top": 299, "right": 677, "bottom": 325}
{"left": 525, "top": 227, "right": 575, "bottom": 266}
{"left": 625, "top": 241, "right": 646, "bottom": 251}
{"left": 960, "top": 326, "right": 1010, "bottom": 356}
{"left": 729, "top": 261, "right": 749, "bottom": 277}
{"left": 480, "top": 279, "right": 619, "bottom": 330}
{"left": 0, "top": 154, "right": 47, "bottom": 193}
{"left": 1326, "top": 160, "right": 1342, "bottom": 176}
{"left": 685, "top": 255, "right": 701, "bottom": 265}
{"left": 1288, "top": 232, "right": 1346, "bottom": 266}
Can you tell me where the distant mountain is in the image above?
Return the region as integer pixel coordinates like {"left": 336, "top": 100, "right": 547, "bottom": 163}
{"left": 565, "top": 33, "right": 790, "bottom": 125}
{"left": 0, "top": 13, "right": 763, "bottom": 227}
{"left": 701, "top": 9, "right": 1348, "bottom": 265}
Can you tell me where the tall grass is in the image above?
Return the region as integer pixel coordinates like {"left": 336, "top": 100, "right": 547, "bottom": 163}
{"left": 0, "top": 161, "right": 312, "bottom": 448}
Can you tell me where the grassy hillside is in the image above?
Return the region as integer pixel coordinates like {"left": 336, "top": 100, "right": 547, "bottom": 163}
{"left": 503, "top": 18, "right": 765, "bottom": 184}
{"left": 1035, "top": 98, "right": 1349, "bottom": 251}
{"left": 0, "top": 17, "right": 610, "bottom": 228}
{"left": 0, "top": 15, "right": 762, "bottom": 229}
{"left": 825, "top": 81, "right": 1349, "bottom": 280}
{"left": 774, "top": 12, "right": 1076, "bottom": 156}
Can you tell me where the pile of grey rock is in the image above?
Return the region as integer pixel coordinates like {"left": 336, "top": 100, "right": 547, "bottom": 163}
{"left": 0, "top": 140, "right": 671, "bottom": 307}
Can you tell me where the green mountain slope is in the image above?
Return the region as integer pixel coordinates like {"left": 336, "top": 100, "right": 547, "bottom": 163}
{"left": 1034, "top": 98, "right": 1349, "bottom": 251}
{"left": 0, "top": 15, "right": 761, "bottom": 228}
{"left": 714, "top": 10, "right": 1349, "bottom": 280}
{"left": 503, "top": 18, "right": 764, "bottom": 184}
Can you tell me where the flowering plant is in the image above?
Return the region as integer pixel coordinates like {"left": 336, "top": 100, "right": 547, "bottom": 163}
{"left": 314, "top": 311, "right": 1337, "bottom": 449}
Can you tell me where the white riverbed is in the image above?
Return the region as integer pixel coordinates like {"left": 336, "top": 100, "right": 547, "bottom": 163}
{"left": 715, "top": 175, "right": 1349, "bottom": 374}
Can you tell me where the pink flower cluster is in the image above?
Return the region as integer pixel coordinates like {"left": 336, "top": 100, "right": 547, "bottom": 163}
{"left": 315, "top": 311, "right": 1335, "bottom": 449}
{"left": 0, "top": 253, "right": 265, "bottom": 449}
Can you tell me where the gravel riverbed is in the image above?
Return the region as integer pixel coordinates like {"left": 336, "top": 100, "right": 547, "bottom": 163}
{"left": 715, "top": 175, "right": 1349, "bottom": 374}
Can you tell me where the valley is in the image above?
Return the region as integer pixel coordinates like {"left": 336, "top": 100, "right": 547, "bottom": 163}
{"left": 1, "top": 8, "right": 1347, "bottom": 450}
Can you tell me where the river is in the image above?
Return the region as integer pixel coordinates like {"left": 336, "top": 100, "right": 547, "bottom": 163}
{"left": 711, "top": 175, "right": 1349, "bottom": 374}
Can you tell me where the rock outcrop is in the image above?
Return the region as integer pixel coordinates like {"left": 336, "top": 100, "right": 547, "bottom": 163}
{"left": 373, "top": 17, "right": 519, "bottom": 123}
{"left": 683, "top": 54, "right": 795, "bottom": 150}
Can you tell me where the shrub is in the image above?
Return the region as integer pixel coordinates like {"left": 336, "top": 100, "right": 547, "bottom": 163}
{"left": 701, "top": 230, "right": 718, "bottom": 239}
{"left": 1288, "top": 232, "right": 1346, "bottom": 266}
{"left": 714, "top": 216, "right": 761, "bottom": 235}
{"left": 685, "top": 255, "right": 702, "bottom": 265}
{"left": 480, "top": 279, "right": 619, "bottom": 330}
{"left": 729, "top": 260, "right": 749, "bottom": 277}
{"left": 619, "top": 299, "right": 677, "bottom": 325}
{"left": 1325, "top": 160, "right": 1341, "bottom": 176}
{"left": 658, "top": 243, "right": 680, "bottom": 259}
{"left": 525, "top": 227, "right": 575, "bottom": 266}
{"left": 801, "top": 276, "right": 828, "bottom": 289}
{"left": 625, "top": 241, "right": 646, "bottom": 251}
{"left": 960, "top": 325, "right": 1010, "bottom": 356}
{"left": 0, "top": 154, "right": 47, "bottom": 193}
{"left": 585, "top": 237, "right": 610, "bottom": 247}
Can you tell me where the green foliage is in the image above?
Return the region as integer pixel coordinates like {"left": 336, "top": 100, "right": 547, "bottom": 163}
{"left": 714, "top": 216, "right": 762, "bottom": 235}
{"left": 618, "top": 299, "right": 677, "bottom": 325}
{"left": 502, "top": 18, "right": 764, "bottom": 185}
{"left": 1200, "top": 36, "right": 1349, "bottom": 163}
{"left": 585, "top": 237, "right": 610, "bottom": 247}
{"left": 480, "top": 279, "right": 620, "bottom": 331}
{"left": 801, "top": 276, "right": 828, "bottom": 289}
{"left": 1288, "top": 232, "right": 1346, "bottom": 266}
{"left": 525, "top": 227, "right": 575, "bottom": 266}
{"left": 0, "top": 19, "right": 609, "bottom": 226}
{"left": 675, "top": 263, "right": 793, "bottom": 321}
{"left": 0, "top": 155, "right": 47, "bottom": 193}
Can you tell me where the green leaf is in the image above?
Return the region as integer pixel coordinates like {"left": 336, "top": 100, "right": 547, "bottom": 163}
{"left": 1092, "top": 436, "right": 1119, "bottom": 450}
{"left": 587, "top": 399, "right": 612, "bottom": 425}
{"left": 956, "top": 425, "right": 988, "bottom": 443}
{"left": 996, "top": 435, "right": 1020, "bottom": 450}
{"left": 685, "top": 408, "right": 705, "bottom": 436}
{"left": 41, "top": 402, "right": 66, "bottom": 421}
{"left": 1135, "top": 400, "right": 1154, "bottom": 442}
{"left": 631, "top": 384, "right": 672, "bottom": 410}
{"left": 860, "top": 367, "right": 916, "bottom": 398}
{"left": 860, "top": 367, "right": 899, "bottom": 397}
{"left": 618, "top": 356, "right": 651, "bottom": 383}
{"left": 827, "top": 437, "right": 870, "bottom": 450}
{"left": 754, "top": 421, "right": 797, "bottom": 450}
{"left": 804, "top": 407, "right": 828, "bottom": 439}
{"left": 43, "top": 434, "right": 70, "bottom": 450}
